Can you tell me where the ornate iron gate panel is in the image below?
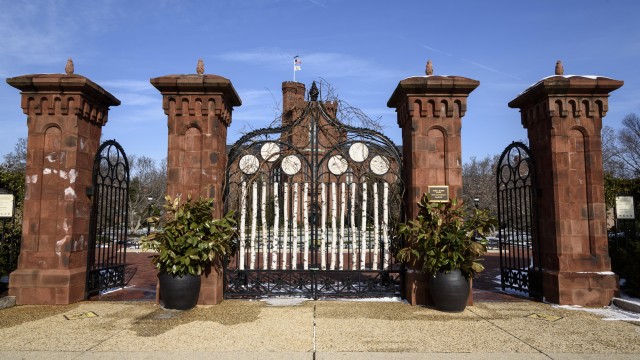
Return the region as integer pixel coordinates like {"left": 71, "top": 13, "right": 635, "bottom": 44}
{"left": 86, "top": 140, "right": 130, "bottom": 298}
{"left": 224, "top": 83, "right": 403, "bottom": 299}
{"left": 496, "top": 142, "right": 542, "bottom": 299}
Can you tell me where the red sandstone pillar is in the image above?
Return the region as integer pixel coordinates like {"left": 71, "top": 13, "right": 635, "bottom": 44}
{"left": 6, "top": 68, "right": 120, "bottom": 304}
{"left": 387, "top": 61, "right": 479, "bottom": 305}
{"left": 508, "top": 62, "right": 623, "bottom": 306}
{"left": 150, "top": 62, "right": 241, "bottom": 304}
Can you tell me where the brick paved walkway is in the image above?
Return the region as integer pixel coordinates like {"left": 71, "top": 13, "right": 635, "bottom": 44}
{"left": 89, "top": 251, "right": 158, "bottom": 301}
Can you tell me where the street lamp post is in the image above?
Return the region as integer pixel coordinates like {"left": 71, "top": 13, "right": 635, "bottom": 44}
{"left": 147, "top": 197, "right": 154, "bottom": 236}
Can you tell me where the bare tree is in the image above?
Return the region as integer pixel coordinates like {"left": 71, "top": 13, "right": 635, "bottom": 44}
{"left": 616, "top": 113, "right": 640, "bottom": 177}
{"left": 602, "top": 125, "right": 629, "bottom": 177}
{"left": 1, "top": 137, "right": 27, "bottom": 173}
{"left": 462, "top": 155, "right": 499, "bottom": 217}
{"left": 127, "top": 156, "right": 167, "bottom": 233}
{"left": 317, "top": 78, "right": 383, "bottom": 132}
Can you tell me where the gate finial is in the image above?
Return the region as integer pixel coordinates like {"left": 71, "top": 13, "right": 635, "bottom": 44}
{"left": 426, "top": 59, "right": 433, "bottom": 76}
{"left": 65, "top": 58, "right": 74, "bottom": 75}
{"left": 555, "top": 60, "right": 564, "bottom": 76}
{"left": 196, "top": 58, "right": 205, "bottom": 75}
{"left": 310, "top": 81, "right": 319, "bottom": 101}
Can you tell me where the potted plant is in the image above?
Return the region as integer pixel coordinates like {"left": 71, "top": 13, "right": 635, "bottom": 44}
{"left": 397, "top": 193, "right": 497, "bottom": 312}
{"left": 141, "top": 195, "right": 237, "bottom": 310}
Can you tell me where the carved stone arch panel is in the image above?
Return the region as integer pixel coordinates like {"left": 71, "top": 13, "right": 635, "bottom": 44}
{"left": 454, "top": 99, "right": 462, "bottom": 117}
{"left": 412, "top": 98, "right": 423, "bottom": 118}
{"left": 568, "top": 99, "right": 578, "bottom": 117}
{"left": 595, "top": 99, "right": 604, "bottom": 118}
{"left": 440, "top": 99, "right": 449, "bottom": 118}
{"left": 180, "top": 122, "right": 203, "bottom": 136}
{"left": 39, "top": 96, "right": 50, "bottom": 116}
{"left": 554, "top": 99, "right": 566, "bottom": 117}
{"left": 38, "top": 121, "right": 64, "bottom": 134}
{"left": 428, "top": 100, "right": 436, "bottom": 117}
{"left": 582, "top": 100, "right": 591, "bottom": 118}
{"left": 427, "top": 126, "right": 446, "bottom": 184}
{"left": 54, "top": 97, "right": 62, "bottom": 115}
{"left": 168, "top": 97, "right": 177, "bottom": 117}
{"left": 567, "top": 127, "right": 592, "bottom": 255}
{"left": 195, "top": 97, "right": 203, "bottom": 116}
{"left": 181, "top": 98, "right": 190, "bottom": 116}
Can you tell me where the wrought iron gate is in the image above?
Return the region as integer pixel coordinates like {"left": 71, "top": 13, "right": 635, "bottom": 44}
{"left": 496, "top": 142, "right": 542, "bottom": 299}
{"left": 86, "top": 140, "right": 130, "bottom": 297}
{"left": 223, "top": 82, "right": 404, "bottom": 299}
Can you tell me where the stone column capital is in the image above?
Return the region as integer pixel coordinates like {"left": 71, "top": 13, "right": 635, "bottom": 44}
{"left": 508, "top": 75, "right": 623, "bottom": 129}
{"left": 6, "top": 74, "right": 120, "bottom": 127}
{"left": 150, "top": 74, "right": 241, "bottom": 126}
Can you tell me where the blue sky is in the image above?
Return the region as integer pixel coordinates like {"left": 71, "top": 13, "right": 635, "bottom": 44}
{"left": 1, "top": 0, "right": 639, "bottom": 165}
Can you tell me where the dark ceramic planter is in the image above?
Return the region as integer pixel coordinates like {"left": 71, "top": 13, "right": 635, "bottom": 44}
{"left": 158, "top": 272, "right": 201, "bottom": 310}
{"left": 429, "top": 269, "right": 470, "bottom": 312}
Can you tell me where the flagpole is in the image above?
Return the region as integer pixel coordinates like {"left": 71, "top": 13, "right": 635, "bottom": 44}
{"left": 293, "top": 55, "right": 300, "bottom": 82}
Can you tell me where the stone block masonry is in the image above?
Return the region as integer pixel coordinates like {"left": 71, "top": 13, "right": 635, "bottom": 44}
{"left": 6, "top": 73, "right": 120, "bottom": 304}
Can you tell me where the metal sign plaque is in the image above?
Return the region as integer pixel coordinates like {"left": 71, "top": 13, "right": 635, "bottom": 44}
{"left": 616, "top": 196, "right": 635, "bottom": 219}
{"left": 428, "top": 185, "right": 449, "bottom": 203}
{"left": 0, "top": 194, "right": 14, "bottom": 218}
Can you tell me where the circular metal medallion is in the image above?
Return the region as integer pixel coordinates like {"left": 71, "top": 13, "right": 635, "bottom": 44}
{"left": 370, "top": 155, "right": 390, "bottom": 175}
{"left": 281, "top": 155, "right": 301, "bottom": 175}
{"left": 328, "top": 155, "right": 348, "bottom": 175}
{"left": 260, "top": 142, "right": 280, "bottom": 162}
{"left": 349, "top": 142, "right": 369, "bottom": 162}
{"left": 239, "top": 155, "right": 259, "bottom": 175}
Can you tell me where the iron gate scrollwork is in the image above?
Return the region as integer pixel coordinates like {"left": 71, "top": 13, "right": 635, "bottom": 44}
{"left": 223, "top": 82, "right": 404, "bottom": 299}
{"left": 496, "top": 142, "right": 542, "bottom": 299}
{"left": 86, "top": 140, "right": 130, "bottom": 298}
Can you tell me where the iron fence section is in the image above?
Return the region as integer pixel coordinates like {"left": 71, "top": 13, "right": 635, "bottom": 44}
{"left": 86, "top": 140, "right": 130, "bottom": 297}
{"left": 223, "top": 82, "right": 404, "bottom": 299}
{"left": 496, "top": 142, "right": 542, "bottom": 300}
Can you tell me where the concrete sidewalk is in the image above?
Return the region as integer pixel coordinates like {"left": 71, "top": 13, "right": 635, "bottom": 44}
{"left": 1, "top": 299, "right": 639, "bottom": 359}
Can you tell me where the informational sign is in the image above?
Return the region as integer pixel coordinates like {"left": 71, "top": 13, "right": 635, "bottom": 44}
{"left": 0, "top": 193, "right": 15, "bottom": 218}
{"left": 428, "top": 185, "right": 449, "bottom": 203}
{"left": 616, "top": 196, "right": 635, "bottom": 219}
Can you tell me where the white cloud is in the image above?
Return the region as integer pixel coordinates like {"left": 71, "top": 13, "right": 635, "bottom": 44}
{"left": 0, "top": 0, "right": 121, "bottom": 73}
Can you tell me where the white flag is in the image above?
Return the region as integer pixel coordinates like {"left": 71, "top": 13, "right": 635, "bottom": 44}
{"left": 294, "top": 56, "right": 301, "bottom": 71}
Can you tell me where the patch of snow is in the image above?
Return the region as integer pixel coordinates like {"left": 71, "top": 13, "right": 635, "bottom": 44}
{"left": 327, "top": 297, "right": 407, "bottom": 303}
{"left": 262, "top": 298, "right": 308, "bottom": 307}
{"left": 43, "top": 168, "right": 52, "bottom": 175}
{"left": 401, "top": 75, "right": 451, "bottom": 81}
{"left": 554, "top": 304, "right": 640, "bottom": 322}
{"left": 576, "top": 271, "right": 616, "bottom": 275}
{"left": 518, "top": 75, "right": 614, "bottom": 96}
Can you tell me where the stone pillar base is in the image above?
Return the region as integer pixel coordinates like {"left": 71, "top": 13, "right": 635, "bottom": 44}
{"left": 404, "top": 270, "right": 431, "bottom": 306}
{"left": 198, "top": 265, "right": 223, "bottom": 305}
{"left": 543, "top": 270, "right": 618, "bottom": 306}
{"left": 404, "top": 270, "right": 473, "bottom": 306}
{"left": 9, "top": 267, "right": 86, "bottom": 305}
